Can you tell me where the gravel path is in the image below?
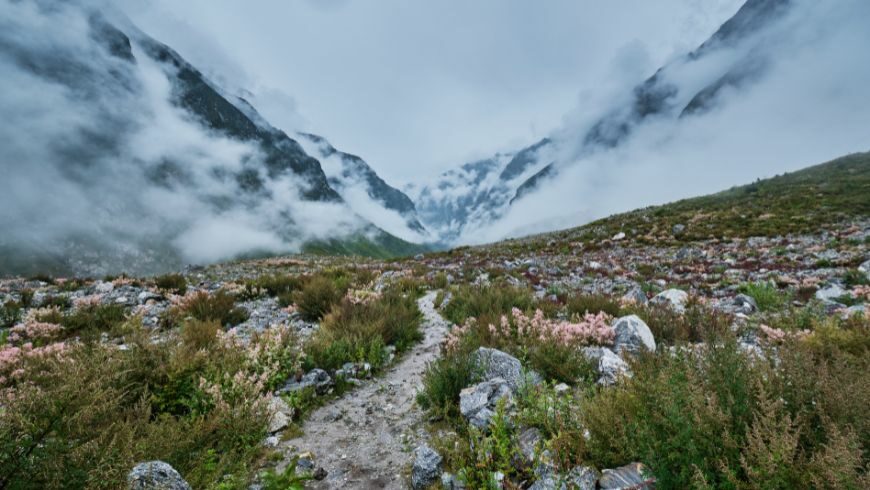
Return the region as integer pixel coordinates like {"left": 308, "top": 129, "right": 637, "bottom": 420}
{"left": 278, "top": 291, "right": 450, "bottom": 489}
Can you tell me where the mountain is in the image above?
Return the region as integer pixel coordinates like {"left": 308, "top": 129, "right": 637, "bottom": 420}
{"left": 295, "top": 133, "right": 428, "bottom": 241}
{"left": 415, "top": 0, "right": 801, "bottom": 244}
{"left": 413, "top": 139, "right": 554, "bottom": 243}
{"left": 0, "top": 1, "right": 424, "bottom": 276}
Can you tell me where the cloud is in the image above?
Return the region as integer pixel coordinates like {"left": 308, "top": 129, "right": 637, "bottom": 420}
{"left": 0, "top": 0, "right": 363, "bottom": 275}
{"left": 461, "top": 0, "right": 870, "bottom": 244}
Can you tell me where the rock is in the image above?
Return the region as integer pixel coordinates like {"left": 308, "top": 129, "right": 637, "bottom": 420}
{"left": 263, "top": 436, "right": 279, "bottom": 448}
{"left": 612, "top": 315, "right": 656, "bottom": 355}
{"left": 459, "top": 378, "right": 513, "bottom": 429}
{"left": 441, "top": 471, "right": 465, "bottom": 489}
{"left": 137, "top": 291, "right": 162, "bottom": 304}
{"left": 733, "top": 294, "right": 758, "bottom": 314}
{"left": 472, "top": 347, "right": 541, "bottom": 391}
{"left": 815, "top": 284, "right": 846, "bottom": 302}
{"left": 597, "top": 348, "right": 631, "bottom": 386}
{"left": 267, "top": 397, "right": 293, "bottom": 433}
{"left": 312, "top": 467, "right": 328, "bottom": 480}
{"left": 528, "top": 466, "right": 598, "bottom": 490}
{"left": 128, "top": 461, "right": 191, "bottom": 490}
{"left": 553, "top": 383, "right": 570, "bottom": 395}
{"left": 621, "top": 287, "right": 647, "bottom": 305}
{"left": 411, "top": 444, "right": 443, "bottom": 489}
{"left": 280, "top": 368, "right": 333, "bottom": 395}
{"left": 672, "top": 223, "right": 686, "bottom": 236}
{"left": 650, "top": 288, "right": 688, "bottom": 312}
{"left": 599, "top": 462, "right": 654, "bottom": 489}
{"left": 858, "top": 259, "right": 870, "bottom": 278}
{"left": 612, "top": 232, "right": 626, "bottom": 241}
{"left": 95, "top": 281, "right": 115, "bottom": 294}
{"left": 517, "top": 427, "right": 543, "bottom": 464}
{"left": 565, "top": 466, "right": 600, "bottom": 490}
{"left": 843, "top": 304, "right": 867, "bottom": 318}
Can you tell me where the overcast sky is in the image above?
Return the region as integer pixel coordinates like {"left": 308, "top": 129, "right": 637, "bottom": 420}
{"left": 118, "top": 0, "right": 743, "bottom": 184}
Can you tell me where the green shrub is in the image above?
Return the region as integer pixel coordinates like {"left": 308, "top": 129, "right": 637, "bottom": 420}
{"left": 260, "top": 457, "right": 311, "bottom": 490}
{"left": 293, "top": 275, "right": 348, "bottom": 322}
{"left": 163, "top": 290, "right": 249, "bottom": 328}
{"left": 442, "top": 284, "right": 533, "bottom": 326}
{"left": 0, "top": 301, "right": 22, "bottom": 329}
{"left": 566, "top": 293, "right": 622, "bottom": 317}
{"left": 843, "top": 268, "right": 870, "bottom": 288}
{"left": 304, "top": 290, "right": 421, "bottom": 371}
{"left": 0, "top": 328, "right": 275, "bottom": 489}
{"left": 417, "top": 349, "right": 478, "bottom": 418}
{"left": 740, "top": 282, "right": 788, "bottom": 312}
{"left": 61, "top": 303, "right": 128, "bottom": 339}
{"left": 154, "top": 273, "right": 188, "bottom": 295}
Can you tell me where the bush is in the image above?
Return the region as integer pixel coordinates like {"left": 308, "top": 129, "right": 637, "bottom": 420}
{"left": 293, "top": 275, "right": 347, "bottom": 322}
{"left": 243, "top": 274, "right": 307, "bottom": 305}
{"left": 417, "top": 349, "right": 478, "bottom": 418}
{"left": 566, "top": 293, "right": 622, "bottom": 317}
{"left": 60, "top": 303, "right": 128, "bottom": 339}
{"left": 442, "top": 284, "right": 533, "bottom": 326}
{"left": 0, "top": 322, "right": 296, "bottom": 489}
{"left": 154, "top": 273, "right": 187, "bottom": 295}
{"left": 303, "top": 289, "right": 421, "bottom": 371}
{"left": 163, "top": 291, "right": 249, "bottom": 328}
{"left": 623, "top": 299, "right": 730, "bottom": 344}
{"left": 0, "top": 301, "right": 22, "bottom": 329}
{"left": 740, "top": 282, "right": 788, "bottom": 312}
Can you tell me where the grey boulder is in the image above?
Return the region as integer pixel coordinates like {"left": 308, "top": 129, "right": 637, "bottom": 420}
{"left": 472, "top": 347, "right": 541, "bottom": 390}
{"left": 128, "top": 461, "right": 191, "bottom": 490}
{"left": 599, "top": 462, "right": 654, "bottom": 489}
{"left": 650, "top": 289, "right": 688, "bottom": 312}
{"left": 459, "top": 378, "right": 513, "bottom": 429}
{"left": 411, "top": 444, "right": 443, "bottom": 489}
{"left": 612, "top": 315, "right": 656, "bottom": 355}
{"left": 280, "top": 368, "right": 333, "bottom": 395}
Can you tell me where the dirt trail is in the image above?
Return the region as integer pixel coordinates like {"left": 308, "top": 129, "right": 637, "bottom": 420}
{"left": 279, "top": 291, "right": 450, "bottom": 489}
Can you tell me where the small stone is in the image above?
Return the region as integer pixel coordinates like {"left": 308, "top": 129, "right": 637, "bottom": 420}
{"left": 815, "top": 284, "right": 846, "bottom": 302}
{"left": 733, "top": 294, "right": 758, "bottom": 314}
{"left": 518, "top": 427, "right": 543, "bottom": 464}
{"left": 312, "top": 467, "right": 328, "bottom": 480}
{"left": 612, "top": 232, "right": 626, "bottom": 241}
{"left": 411, "top": 444, "right": 443, "bottom": 489}
{"left": 597, "top": 348, "right": 630, "bottom": 386}
{"left": 472, "top": 347, "right": 541, "bottom": 390}
{"left": 128, "top": 461, "right": 191, "bottom": 490}
{"left": 672, "top": 223, "right": 686, "bottom": 235}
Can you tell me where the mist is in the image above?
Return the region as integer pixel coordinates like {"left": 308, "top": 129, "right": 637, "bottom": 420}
{"left": 460, "top": 0, "right": 870, "bottom": 244}
{"left": 0, "top": 0, "right": 364, "bottom": 275}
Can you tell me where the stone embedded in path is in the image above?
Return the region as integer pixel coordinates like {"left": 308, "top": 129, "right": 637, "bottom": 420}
{"left": 128, "top": 461, "right": 191, "bottom": 490}
{"left": 411, "top": 444, "right": 442, "bottom": 489}
{"left": 612, "top": 315, "right": 656, "bottom": 355}
{"left": 459, "top": 377, "right": 514, "bottom": 429}
{"left": 472, "top": 347, "right": 541, "bottom": 390}
{"left": 279, "top": 368, "right": 333, "bottom": 395}
{"left": 650, "top": 288, "right": 688, "bottom": 312}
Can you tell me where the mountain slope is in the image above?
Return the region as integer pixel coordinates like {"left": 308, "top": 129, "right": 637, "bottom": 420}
{"left": 495, "top": 151, "right": 870, "bottom": 251}
{"left": 415, "top": 0, "right": 809, "bottom": 244}
{"left": 0, "top": 2, "right": 423, "bottom": 276}
{"left": 296, "top": 133, "right": 428, "bottom": 241}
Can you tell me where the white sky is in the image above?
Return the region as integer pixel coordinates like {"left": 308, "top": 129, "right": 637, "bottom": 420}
{"left": 119, "top": 0, "right": 744, "bottom": 184}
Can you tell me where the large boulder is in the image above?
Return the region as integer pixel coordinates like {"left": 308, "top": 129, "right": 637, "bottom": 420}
{"left": 459, "top": 378, "right": 514, "bottom": 429}
{"left": 411, "top": 444, "right": 443, "bottom": 489}
{"left": 128, "top": 461, "right": 191, "bottom": 490}
{"left": 599, "top": 462, "right": 654, "bottom": 489}
{"left": 472, "top": 347, "right": 541, "bottom": 390}
{"left": 612, "top": 315, "right": 656, "bottom": 355}
{"left": 650, "top": 289, "right": 688, "bottom": 312}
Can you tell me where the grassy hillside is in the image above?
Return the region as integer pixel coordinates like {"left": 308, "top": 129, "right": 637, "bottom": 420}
{"left": 302, "top": 228, "right": 429, "bottom": 259}
{"left": 541, "top": 152, "right": 870, "bottom": 246}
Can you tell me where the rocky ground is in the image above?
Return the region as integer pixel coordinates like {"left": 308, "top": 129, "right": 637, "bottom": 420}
{"left": 1, "top": 217, "right": 867, "bottom": 489}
